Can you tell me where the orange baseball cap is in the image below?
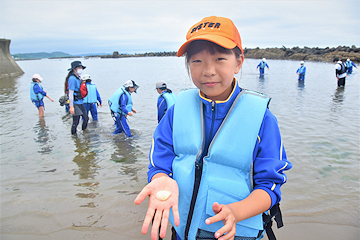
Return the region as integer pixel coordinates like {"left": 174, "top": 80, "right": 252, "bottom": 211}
{"left": 177, "top": 16, "right": 243, "bottom": 57}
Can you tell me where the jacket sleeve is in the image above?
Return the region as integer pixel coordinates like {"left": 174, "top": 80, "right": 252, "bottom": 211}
{"left": 33, "top": 84, "right": 47, "bottom": 96}
{"left": 252, "top": 109, "right": 292, "bottom": 208}
{"left": 119, "top": 93, "right": 128, "bottom": 114}
{"left": 157, "top": 96, "right": 167, "bottom": 123}
{"left": 148, "top": 104, "right": 176, "bottom": 182}
{"left": 96, "top": 88, "right": 102, "bottom": 104}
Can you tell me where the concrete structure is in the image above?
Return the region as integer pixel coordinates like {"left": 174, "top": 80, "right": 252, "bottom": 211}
{"left": 0, "top": 39, "right": 24, "bottom": 78}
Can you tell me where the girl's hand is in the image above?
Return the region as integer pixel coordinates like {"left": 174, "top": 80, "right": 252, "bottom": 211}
{"left": 132, "top": 108, "right": 137, "bottom": 113}
{"left": 205, "top": 202, "right": 237, "bottom": 240}
{"left": 128, "top": 112, "right": 133, "bottom": 116}
{"left": 134, "top": 176, "right": 180, "bottom": 240}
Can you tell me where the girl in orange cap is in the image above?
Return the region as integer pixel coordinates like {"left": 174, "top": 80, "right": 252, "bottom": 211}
{"left": 135, "top": 16, "right": 292, "bottom": 240}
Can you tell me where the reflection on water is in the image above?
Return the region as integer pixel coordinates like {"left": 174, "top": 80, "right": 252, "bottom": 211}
{"left": 72, "top": 135, "right": 100, "bottom": 179}
{"left": 257, "top": 74, "right": 266, "bottom": 91}
{"left": 111, "top": 136, "right": 137, "bottom": 163}
{"left": 297, "top": 80, "right": 305, "bottom": 89}
{"left": 332, "top": 87, "right": 345, "bottom": 104}
{"left": 33, "top": 117, "right": 54, "bottom": 154}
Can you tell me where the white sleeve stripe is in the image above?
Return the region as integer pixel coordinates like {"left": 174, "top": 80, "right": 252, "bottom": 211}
{"left": 150, "top": 138, "right": 155, "bottom": 167}
{"left": 277, "top": 162, "right": 288, "bottom": 173}
{"left": 280, "top": 139, "right": 283, "bottom": 160}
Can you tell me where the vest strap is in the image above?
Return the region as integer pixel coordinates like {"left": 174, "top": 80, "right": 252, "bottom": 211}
{"left": 257, "top": 203, "right": 283, "bottom": 240}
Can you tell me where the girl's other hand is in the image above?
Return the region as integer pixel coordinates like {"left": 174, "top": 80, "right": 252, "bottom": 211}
{"left": 205, "top": 202, "right": 237, "bottom": 240}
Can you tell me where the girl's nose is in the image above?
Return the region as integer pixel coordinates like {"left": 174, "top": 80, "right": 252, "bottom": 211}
{"left": 203, "top": 63, "right": 216, "bottom": 76}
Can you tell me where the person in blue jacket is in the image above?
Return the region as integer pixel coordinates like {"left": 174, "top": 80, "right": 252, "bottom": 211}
{"left": 156, "top": 81, "right": 176, "bottom": 123}
{"left": 296, "top": 61, "right": 306, "bottom": 81}
{"left": 345, "top": 58, "right": 357, "bottom": 74}
{"left": 66, "top": 61, "right": 89, "bottom": 135}
{"left": 30, "top": 73, "right": 54, "bottom": 117}
{"left": 135, "top": 16, "right": 292, "bottom": 240}
{"left": 256, "top": 58, "right": 269, "bottom": 75}
{"left": 82, "top": 74, "right": 102, "bottom": 121}
{"left": 108, "top": 80, "right": 139, "bottom": 137}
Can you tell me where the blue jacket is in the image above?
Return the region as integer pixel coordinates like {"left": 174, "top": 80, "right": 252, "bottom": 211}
{"left": 296, "top": 66, "right": 306, "bottom": 75}
{"left": 68, "top": 74, "right": 83, "bottom": 104}
{"left": 30, "top": 82, "right": 46, "bottom": 101}
{"left": 157, "top": 90, "right": 176, "bottom": 122}
{"left": 346, "top": 60, "right": 357, "bottom": 68}
{"left": 148, "top": 79, "right": 292, "bottom": 210}
{"left": 108, "top": 87, "right": 132, "bottom": 115}
{"left": 257, "top": 61, "right": 269, "bottom": 69}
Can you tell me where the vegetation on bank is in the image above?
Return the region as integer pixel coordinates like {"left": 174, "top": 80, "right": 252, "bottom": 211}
{"left": 244, "top": 45, "right": 360, "bottom": 63}
{"left": 12, "top": 46, "right": 359, "bottom": 63}
{"left": 12, "top": 51, "right": 71, "bottom": 60}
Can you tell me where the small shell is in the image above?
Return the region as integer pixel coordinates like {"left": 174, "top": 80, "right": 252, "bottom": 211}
{"left": 156, "top": 190, "right": 172, "bottom": 201}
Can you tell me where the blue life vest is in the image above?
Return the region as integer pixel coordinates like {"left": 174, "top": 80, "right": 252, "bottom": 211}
{"left": 108, "top": 86, "right": 132, "bottom": 115}
{"left": 170, "top": 89, "right": 270, "bottom": 239}
{"left": 346, "top": 61, "right": 352, "bottom": 68}
{"left": 260, "top": 61, "right": 267, "bottom": 68}
{"left": 83, "top": 83, "right": 97, "bottom": 103}
{"left": 159, "top": 91, "right": 176, "bottom": 110}
{"left": 298, "top": 66, "right": 305, "bottom": 74}
{"left": 30, "top": 82, "right": 44, "bottom": 101}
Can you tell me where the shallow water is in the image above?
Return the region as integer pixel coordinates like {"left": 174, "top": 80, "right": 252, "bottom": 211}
{"left": 1, "top": 57, "right": 359, "bottom": 239}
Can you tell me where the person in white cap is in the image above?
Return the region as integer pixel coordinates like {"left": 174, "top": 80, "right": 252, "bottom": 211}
{"left": 82, "top": 74, "right": 102, "bottom": 121}
{"left": 155, "top": 81, "right": 176, "bottom": 123}
{"left": 108, "top": 80, "right": 139, "bottom": 137}
{"left": 296, "top": 61, "right": 306, "bottom": 81}
{"left": 256, "top": 58, "right": 269, "bottom": 76}
{"left": 345, "top": 58, "right": 357, "bottom": 74}
{"left": 30, "top": 73, "right": 54, "bottom": 117}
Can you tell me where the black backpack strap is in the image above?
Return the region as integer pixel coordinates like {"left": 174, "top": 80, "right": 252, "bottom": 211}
{"left": 171, "top": 226, "right": 178, "bottom": 240}
{"left": 257, "top": 203, "right": 283, "bottom": 240}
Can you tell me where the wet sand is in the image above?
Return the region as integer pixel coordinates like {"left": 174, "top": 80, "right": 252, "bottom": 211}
{"left": 2, "top": 222, "right": 358, "bottom": 240}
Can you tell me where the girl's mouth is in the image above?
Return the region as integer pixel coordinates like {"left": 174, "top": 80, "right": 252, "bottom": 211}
{"left": 204, "top": 82, "right": 218, "bottom": 87}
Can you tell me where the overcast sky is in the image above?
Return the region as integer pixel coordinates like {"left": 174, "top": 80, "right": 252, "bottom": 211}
{"left": 1, "top": 0, "right": 359, "bottom": 55}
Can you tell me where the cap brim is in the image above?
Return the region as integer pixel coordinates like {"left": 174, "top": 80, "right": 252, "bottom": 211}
{"left": 68, "top": 66, "right": 86, "bottom": 71}
{"left": 177, "top": 34, "right": 237, "bottom": 57}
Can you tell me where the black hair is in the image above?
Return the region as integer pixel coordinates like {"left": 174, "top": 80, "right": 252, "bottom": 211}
{"left": 32, "top": 78, "right": 38, "bottom": 82}
{"left": 64, "top": 71, "right": 73, "bottom": 94}
{"left": 184, "top": 40, "right": 242, "bottom": 75}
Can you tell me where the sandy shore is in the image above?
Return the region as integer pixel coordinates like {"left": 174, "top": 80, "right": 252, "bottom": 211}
{"left": 1, "top": 222, "right": 358, "bottom": 240}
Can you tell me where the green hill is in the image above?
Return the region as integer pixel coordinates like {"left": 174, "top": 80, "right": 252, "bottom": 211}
{"left": 12, "top": 51, "right": 72, "bottom": 60}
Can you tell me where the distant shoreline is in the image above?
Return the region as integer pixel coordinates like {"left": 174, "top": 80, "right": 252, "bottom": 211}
{"left": 14, "top": 45, "right": 360, "bottom": 63}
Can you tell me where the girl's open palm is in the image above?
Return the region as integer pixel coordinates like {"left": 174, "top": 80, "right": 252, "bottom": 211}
{"left": 134, "top": 176, "right": 180, "bottom": 240}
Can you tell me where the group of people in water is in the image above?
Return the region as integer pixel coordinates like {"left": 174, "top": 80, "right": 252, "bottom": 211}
{"left": 29, "top": 15, "right": 358, "bottom": 240}
{"left": 30, "top": 61, "right": 178, "bottom": 137}
{"left": 255, "top": 57, "right": 357, "bottom": 85}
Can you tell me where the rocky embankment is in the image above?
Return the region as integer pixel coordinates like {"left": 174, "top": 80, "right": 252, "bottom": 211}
{"left": 61, "top": 45, "right": 360, "bottom": 64}
{"left": 243, "top": 45, "right": 360, "bottom": 63}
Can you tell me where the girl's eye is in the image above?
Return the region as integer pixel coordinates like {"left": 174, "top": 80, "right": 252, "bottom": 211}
{"left": 216, "top": 57, "right": 226, "bottom": 61}
{"left": 192, "top": 60, "right": 201, "bottom": 63}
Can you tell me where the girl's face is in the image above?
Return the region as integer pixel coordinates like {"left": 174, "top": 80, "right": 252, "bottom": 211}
{"left": 189, "top": 49, "right": 243, "bottom": 101}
